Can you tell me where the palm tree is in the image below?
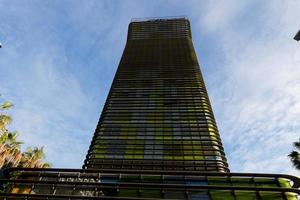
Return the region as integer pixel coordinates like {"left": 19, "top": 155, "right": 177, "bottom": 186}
{"left": 22, "top": 146, "right": 50, "bottom": 168}
{"left": 2, "top": 132, "right": 22, "bottom": 148}
{"left": 0, "top": 131, "right": 23, "bottom": 154}
{"left": 22, "top": 147, "right": 35, "bottom": 167}
{"left": 0, "top": 100, "right": 13, "bottom": 135}
{"left": 288, "top": 138, "right": 300, "bottom": 170}
{"left": 40, "top": 162, "right": 51, "bottom": 168}
{"left": 0, "top": 114, "right": 12, "bottom": 134}
{"left": 0, "top": 101, "right": 13, "bottom": 110}
{"left": 0, "top": 131, "right": 23, "bottom": 168}
{"left": 0, "top": 97, "right": 50, "bottom": 169}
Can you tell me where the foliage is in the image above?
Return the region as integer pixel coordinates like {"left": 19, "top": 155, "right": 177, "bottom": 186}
{"left": 0, "top": 97, "right": 51, "bottom": 168}
{"left": 288, "top": 138, "right": 300, "bottom": 170}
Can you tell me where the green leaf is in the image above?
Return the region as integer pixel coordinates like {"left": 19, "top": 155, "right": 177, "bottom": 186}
{"left": 0, "top": 101, "right": 13, "bottom": 110}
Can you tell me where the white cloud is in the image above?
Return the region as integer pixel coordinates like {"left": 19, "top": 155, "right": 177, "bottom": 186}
{"left": 0, "top": 3, "right": 96, "bottom": 167}
{"left": 193, "top": 1, "right": 300, "bottom": 176}
{"left": 2, "top": 45, "right": 95, "bottom": 167}
{"left": 199, "top": 0, "right": 249, "bottom": 33}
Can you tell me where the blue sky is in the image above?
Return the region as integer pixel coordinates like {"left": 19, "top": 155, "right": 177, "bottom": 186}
{"left": 0, "top": 1, "right": 299, "bottom": 176}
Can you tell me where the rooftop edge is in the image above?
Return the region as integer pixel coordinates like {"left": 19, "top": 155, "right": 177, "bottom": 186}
{"left": 131, "top": 16, "right": 189, "bottom": 23}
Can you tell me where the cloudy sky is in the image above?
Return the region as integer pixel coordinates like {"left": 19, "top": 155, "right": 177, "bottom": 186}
{"left": 0, "top": 1, "right": 299, "bottom": 176}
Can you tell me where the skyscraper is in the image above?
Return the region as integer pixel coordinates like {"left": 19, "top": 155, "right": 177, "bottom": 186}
{"left": 83, "top": 17, "right": 228, "bottom": 173}
{"left": 0, "top": 17, "right": 299, "bottom": 200}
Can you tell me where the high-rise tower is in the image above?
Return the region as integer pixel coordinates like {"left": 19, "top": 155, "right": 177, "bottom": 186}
{"left": 0, "top": 17, "right": 299, "bottom": 200}
{"left": 84, "top": 17, "right": 228, "bottom": 172}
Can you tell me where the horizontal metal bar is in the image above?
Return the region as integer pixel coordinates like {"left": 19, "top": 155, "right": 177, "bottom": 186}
{"left": 0, "top": 193, "right": 160, "bottom": 200}
{"left": 1, "top": 168, "right": 299, "bottom": 188}
{"left": 1, "top": 179, "right": 300, "bottom": 194}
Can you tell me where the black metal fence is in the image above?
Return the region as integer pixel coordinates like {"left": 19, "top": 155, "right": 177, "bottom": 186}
{"left": 0, "top": 168, "right": 299, "bottom": 199}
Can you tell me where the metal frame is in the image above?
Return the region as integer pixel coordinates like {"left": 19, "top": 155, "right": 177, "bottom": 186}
{"left": 0, "top": 168, "right": 299, "bottom": 199}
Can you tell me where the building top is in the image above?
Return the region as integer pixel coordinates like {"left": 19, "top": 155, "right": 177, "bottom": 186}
{"left": 131, "top": 16, "right": 188, "bottom": 23}
{"left": 128, "top": 17, "right": 192, "bottom": 40}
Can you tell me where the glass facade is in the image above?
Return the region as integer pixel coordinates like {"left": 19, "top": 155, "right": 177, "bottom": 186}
{"left": 83, "top": 18, "right": 228, "bottom": 172}
{"left": 0, "top": 18, "right": 299, "bottom": 199}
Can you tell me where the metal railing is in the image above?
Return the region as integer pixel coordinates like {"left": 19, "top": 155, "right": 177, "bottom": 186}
{"left": 0, "top": 168, "right": 299, "bottom": 199}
